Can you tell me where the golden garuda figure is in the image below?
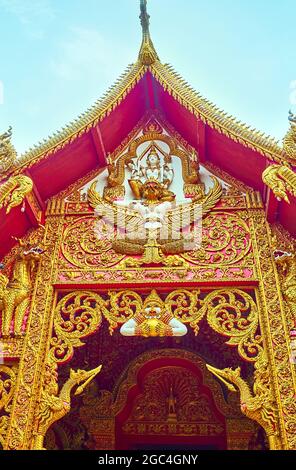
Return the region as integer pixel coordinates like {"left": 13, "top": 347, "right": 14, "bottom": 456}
{"left": 88, "top": 176, "right": 222, "bottom": 259}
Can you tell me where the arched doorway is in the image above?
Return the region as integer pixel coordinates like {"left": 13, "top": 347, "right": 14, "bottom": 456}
{"left": 116, "top": 361, "right": 226, "bottom": 450}
{"left": 79, "top": 350, "right": 259, "bottom": 450}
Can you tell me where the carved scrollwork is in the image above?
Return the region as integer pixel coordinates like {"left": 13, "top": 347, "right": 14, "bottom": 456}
{"left": 51, "top": 288, "right": 261, "bottom": 362}
{"left": 107, "top": 291, "right": 143, "bottom": 333}
{"left": 0, "top": 366, "right": 16, "bottom": 414}
{"left": 60, "top": 212, "right": 251, "bottom": 275}
{"left": 201, "top": 289, "right": 262, "bottom": 362}
{"left": 50, "top": 292, "right": 103, "bottom": 364}
{"left": 165, "top": 289, "right": 203, "bottom": 334}
{"left": 61, "top": 216, "right": 124, "bottom": 270}
{"left": 182, "top": 213, "right": 252, "bottom": 266}
{"left": 0, "top": 365, "right": 17, "bottom": 448}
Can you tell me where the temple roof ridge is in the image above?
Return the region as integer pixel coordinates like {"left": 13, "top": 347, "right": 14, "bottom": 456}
{"left": 12, "top": 61, "right": 285, "bottom": 174}
{"left": 9, "top": 1, "right": 287, "bottom": 174}
{"left": 151, "top": 61, "right": 284, "bottom": 162}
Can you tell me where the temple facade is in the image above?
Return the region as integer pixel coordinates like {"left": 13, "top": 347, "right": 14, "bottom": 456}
{"left": 0, "top": 1, "right": 296, "bottom": 451}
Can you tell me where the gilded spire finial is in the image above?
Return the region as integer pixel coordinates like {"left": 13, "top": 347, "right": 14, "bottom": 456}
{"left": 138, "top": 0, "right": 159, "bottom": 66}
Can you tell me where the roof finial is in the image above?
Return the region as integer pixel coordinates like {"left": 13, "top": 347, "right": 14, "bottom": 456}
{"left": 283, "top": 110, "right": 296, "bottom": 162}
{"left": 138, "top": 0, "right": 159, "bottom": 66}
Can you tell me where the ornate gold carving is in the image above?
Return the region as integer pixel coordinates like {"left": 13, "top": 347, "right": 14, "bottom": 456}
{"left": 270, "top": 223, "right": 296, "bottom": 254}
{"left": 275, "top": 251, "right": 296, "bottom": 325}
{"left": 113, "top": 349, "right": 244, "bottom": 417}
{"left": 50, "top": 292, "right": 103, "bottom": 364}
{"left": 283, "top": 111, "right": 296, "bottom": 163}
{"left": 250, "top": 210, "right": 295, "bottom": 449}
{"left": 5, "top": 216, "right": 62, "bottom": 450}
{"left": 206, "top": 290, "right": 262, "bottom": 360}
{"left": 107, "top": 349, "right": 254, "bottom": 449}
{"left": 129, "top": 178, "right": 176, "bottom": 203}
{"left": 0, "top": 175, "right": 33, "bottom": 214}
{"left": 207, "top": 352, "right": 280, "bottom": 450}
{"left": 93, "top": 130, "right": 201, "bottom": 206}
{"left": 0, "top": 365, "right": 17, "bottom": 448}
{"left": 57, "top": 208, "right": 254, "bottom": 283}
{"left": 0, "top": 338, "right": 23, "bottom": 359}
{"left": 0, "top": 366, "right": 17, "bottom": 411}
{"left": 84, "top": 289, "right": 198, "bottom": 337}
{"left": 123, "top": 366, "right": 224, "bottom": 435}
{"left": 25, "top": 191, "right": 43, "bottom": 224}
{"left": 181, "top": 212, "right": 252, "bottom": 266}
{"left": 117, "top": 240, "right": 190, "bottom": 269}
{"left": 51, "top": 289, "right": 261, "bottom": 356}
{"left": 106, "top": 155, "right": 125, "bottom": 192}
{"left": 2, "top": 110, "right": 294, "bottom": 453}
{"left": 0, "top": 127, "right": 17, "bottom": 174}
{"left": 143, "top": 117, "right": 163, "bottom": 135}
{"left": 117, "top": 289, "right": 189, "bottom": 337}
{"left": 32, "top": 360, "right": 101, "bottom": 450}
{"left": 192, "top": 289, "right": 262, "bottom": 361}
{"left": 262, "top": 164, "right": 296, "bottom": 203}
{"left": 0, "top": 239, "right": 44, "bottom": 337}
{"left": 183, "top": 183, "right": 205, "bottom": 200}
{"left": 103, "top": 185, "right": 125, "bottom": 202}
{"left": 61, "top": 216, "right": 124, "bottom": 269}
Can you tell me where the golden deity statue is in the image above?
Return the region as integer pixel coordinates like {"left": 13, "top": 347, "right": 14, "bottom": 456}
{"left": 128, "top": 145, "right": 175, "bottom": 200}
{"left": 0, "top": 239, "right": 44, "bottom": 337}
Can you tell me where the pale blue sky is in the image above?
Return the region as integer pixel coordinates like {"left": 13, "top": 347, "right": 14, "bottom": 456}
{"left": 0, "top": 0, "right": 295, "bottom": 154}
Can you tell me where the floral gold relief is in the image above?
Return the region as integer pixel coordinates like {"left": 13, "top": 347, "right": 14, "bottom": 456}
{"left": 1, "top": 0, "right": 295, "bottom": 452}
{"left": 1, "top": 120, "right": 295, "bottom": 451}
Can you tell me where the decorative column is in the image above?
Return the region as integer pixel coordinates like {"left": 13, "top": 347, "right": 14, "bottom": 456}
{"left": 250, "top": 208, "right": 296, "bottom": 449}
{"left": 5, "top": 214, "right": 63, "bottom": 450}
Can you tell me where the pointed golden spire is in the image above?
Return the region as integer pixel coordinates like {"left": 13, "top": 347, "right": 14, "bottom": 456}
{"left": 138, "top": 0, "right": 159, "bottom": 65}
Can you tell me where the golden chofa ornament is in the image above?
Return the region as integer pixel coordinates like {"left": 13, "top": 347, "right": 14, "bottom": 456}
{"left": 283, "top": 111, "right": 296, "bottom": 163}
{"left": 0, "top": 127, "right": 17, "bottom": 174}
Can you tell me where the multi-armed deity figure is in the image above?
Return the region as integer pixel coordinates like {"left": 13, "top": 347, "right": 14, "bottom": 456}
{"left": 88, "top": 138, "right": 222, "bottom": 265}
